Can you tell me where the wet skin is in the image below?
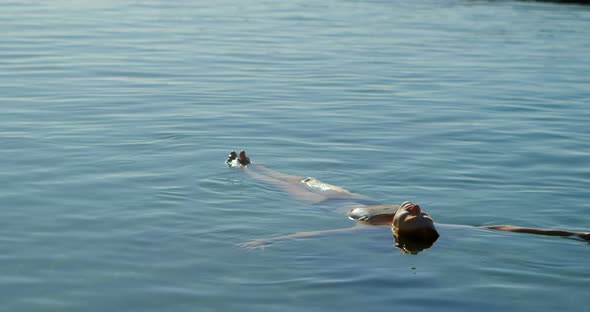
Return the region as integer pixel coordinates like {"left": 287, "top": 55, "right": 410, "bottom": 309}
{"left": 229, "top": 151, "right": 590, "bottom": 252}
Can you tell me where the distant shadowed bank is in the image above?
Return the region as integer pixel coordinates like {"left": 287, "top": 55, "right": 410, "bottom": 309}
{"left": 478, "top": 0, "right": 590, "bottom": 5}
{"left": 227, "top": 151, "right": 590, "bottom": 254}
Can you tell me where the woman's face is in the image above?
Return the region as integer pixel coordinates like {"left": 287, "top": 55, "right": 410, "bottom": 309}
{"left": 392, "top": 202, "right": 438, "bottom": 248}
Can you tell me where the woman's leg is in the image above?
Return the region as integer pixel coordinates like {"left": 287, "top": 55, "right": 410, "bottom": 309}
{"left": 244, "top": 165, "right": 327, "bottom": 203}
{"left": 234, "top": 151, "right": 363, "bottom": 203}
{"left": 249, "top": 163, "right": 304, "bottom": 183}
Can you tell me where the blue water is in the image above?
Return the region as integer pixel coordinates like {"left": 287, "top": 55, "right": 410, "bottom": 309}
{"left": 1, "top": 0, "right": 590, "bottom": 311}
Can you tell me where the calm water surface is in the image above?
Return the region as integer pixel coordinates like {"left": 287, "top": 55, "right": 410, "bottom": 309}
{"left": 1, "top": 0, "right": 589, "bottom": 311}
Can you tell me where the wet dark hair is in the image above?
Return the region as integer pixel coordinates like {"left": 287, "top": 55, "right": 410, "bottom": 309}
{"left": 394, "top": 228, "right": 439, "bottom": 254}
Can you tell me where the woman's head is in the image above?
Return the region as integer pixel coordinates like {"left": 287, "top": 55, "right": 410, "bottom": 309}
{"left": 392, "top": 202, "right": 439, "bottom": 253}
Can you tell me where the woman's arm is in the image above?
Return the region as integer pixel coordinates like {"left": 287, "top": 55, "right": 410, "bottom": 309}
{"left": 239, "top": 224, "right": 375, "bottom": 250}
{"left": 480, "top": 225, "right": 590, "bottom": 241}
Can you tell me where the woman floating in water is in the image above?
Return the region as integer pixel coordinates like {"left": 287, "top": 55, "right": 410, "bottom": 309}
{"left": 227, "top": 150, "right": 590, "bottom": 253}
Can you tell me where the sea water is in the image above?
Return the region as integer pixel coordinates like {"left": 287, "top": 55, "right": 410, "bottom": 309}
{"left": 1, "top": 0, "right": 589, "bottom": 311}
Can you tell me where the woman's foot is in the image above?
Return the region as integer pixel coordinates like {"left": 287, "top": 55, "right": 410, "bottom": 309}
{"left": 238, "top": 150, "right": 251, "bottom": 166}
{"left": 226, "top": 150, "right": 251, "bottom": 167}
{"left": 226, "top": 150, "right": 238, "bottom": 167}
